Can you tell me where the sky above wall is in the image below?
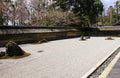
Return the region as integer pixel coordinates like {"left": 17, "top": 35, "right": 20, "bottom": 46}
{"left": 101, "top": 0, "right": 117, "bottom": 9}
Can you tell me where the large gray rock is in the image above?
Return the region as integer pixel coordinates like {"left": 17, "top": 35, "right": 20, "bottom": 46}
{"left": 6, "top": 41, "right": 25, "bottom": 57}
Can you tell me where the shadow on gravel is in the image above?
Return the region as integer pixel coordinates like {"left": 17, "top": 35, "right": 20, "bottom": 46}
{"left": 38, "top": 50, "right": 44, "bottom": 53}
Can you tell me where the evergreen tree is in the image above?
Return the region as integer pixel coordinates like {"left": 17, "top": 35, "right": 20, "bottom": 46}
{"left": 53, "top": 0, "right": 103, "bottom": 27}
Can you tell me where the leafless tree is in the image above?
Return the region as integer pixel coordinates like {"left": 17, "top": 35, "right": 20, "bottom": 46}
{"left": 4, "top": 0, "right": 31, "bottom": 26}
{"left": 29, "top": 0, "right": 47, "bottom": 25}
{"left": 0, "top": 0, "right": 12, "bottom": 25}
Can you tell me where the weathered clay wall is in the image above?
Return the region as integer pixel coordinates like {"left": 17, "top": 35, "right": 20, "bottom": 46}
{"left": 0, "top": 26, "right": 84, "bottom": 46}
{"left": 1, "top": 26, "right": 120, "bottom": 47}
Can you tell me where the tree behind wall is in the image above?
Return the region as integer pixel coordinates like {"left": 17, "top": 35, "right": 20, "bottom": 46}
{"left": 38, "top": 10, "right": 80, "bottom": 26}
{"left": 53, "top": 0, "right": 103, "bottom": 27}
{"left": 0, "top": 2, "right": 5, "bottom": 25}
{"left": 8, "top": 0, "right": 31, "bottom": 26}
{"left": 0, "top": 0, "right": 13, "bottom": 26}
{"left": 114, "top": 0, "right": 120, "bottom": 22}
{"left": 29, "top": 0, "right": 47, "bottom": 26}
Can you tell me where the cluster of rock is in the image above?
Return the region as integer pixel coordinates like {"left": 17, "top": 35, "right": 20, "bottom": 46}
{"left": 105, "top": 36, "right": 114, "bottom": 40}
{"left": 80, "top": 35, "right": 90, "bottom": 41}
{"left": 0, "top": 41, "right": 25, "bottom": 57}
{"left": 38, "top": 39, "right": 48, "bottom": 44}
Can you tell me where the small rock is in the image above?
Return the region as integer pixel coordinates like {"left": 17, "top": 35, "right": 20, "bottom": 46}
{"left": 38, "top": 39, "right": 48, "bottom": 44}
{"left": 80, "top": 36, "right": 86, "bottom": 41}
{"left": 105, "top": 37, "right": 114, "bottom": 40}
{"left": 85, "top": 36, "right": 90, "bottom": 39}
{"left": 0, "top": 51, "right": 6, "bottom": 57}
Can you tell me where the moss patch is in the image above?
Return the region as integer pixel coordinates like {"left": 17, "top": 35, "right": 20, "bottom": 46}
{"left": 0, "top": 52, "right": 31, "bottom": 59}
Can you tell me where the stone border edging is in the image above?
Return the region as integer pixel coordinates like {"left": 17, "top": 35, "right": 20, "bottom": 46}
{"left": 99, "top": 48, "right": 120, "bottom": 78}
{"left": 82, "top": 46, "right": 120, "bottom": 78}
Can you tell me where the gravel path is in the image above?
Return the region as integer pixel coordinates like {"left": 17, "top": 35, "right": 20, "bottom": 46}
{"left": 0, "top": 37, "right": 120, "bottom": 78}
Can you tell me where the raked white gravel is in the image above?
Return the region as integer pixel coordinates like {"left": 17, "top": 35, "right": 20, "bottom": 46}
{"left": 0, "top": 37, "right": 120, "bottom": 78}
